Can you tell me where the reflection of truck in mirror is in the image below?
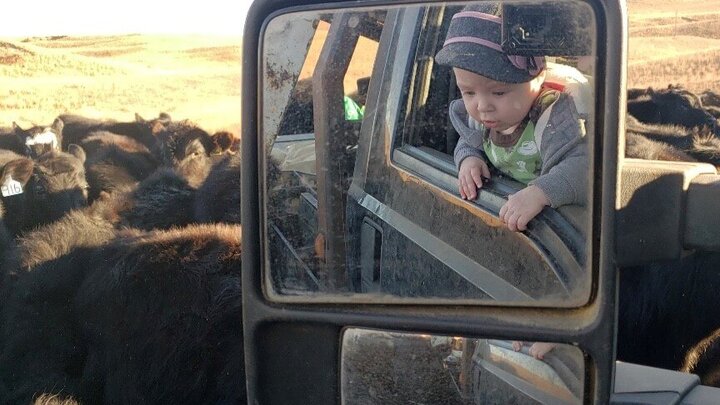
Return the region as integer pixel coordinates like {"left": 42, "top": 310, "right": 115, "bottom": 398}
{"left": 255, "top": 2, "right": 720, "bottom": 404}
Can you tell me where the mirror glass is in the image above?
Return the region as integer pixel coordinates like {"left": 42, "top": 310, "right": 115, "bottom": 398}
{"left": 262, "top": 0, "right": 597, "bottom": 306}
{"left": 341, "top": 328, "right": 584, "bottom": 404}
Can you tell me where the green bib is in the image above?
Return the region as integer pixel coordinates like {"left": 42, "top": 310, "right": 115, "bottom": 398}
{"left": 483, "top": 122, "right": 542, "bottom": 185}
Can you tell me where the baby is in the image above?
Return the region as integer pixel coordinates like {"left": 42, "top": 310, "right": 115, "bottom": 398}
{"left": 435, "top": 3, "right": 588, "bottom": 233}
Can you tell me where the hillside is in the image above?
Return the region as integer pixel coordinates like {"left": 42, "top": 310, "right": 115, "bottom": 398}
{"left": 0, "top": 34, "right": 242, "bottom": 135}
{"left": 0, "top": 1, "right": 718, "bottom": 135}
{"left": 627, "top": 0, "right": 720, "bottom": 92}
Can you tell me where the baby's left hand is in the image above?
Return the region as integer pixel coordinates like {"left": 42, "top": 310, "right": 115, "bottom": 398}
{"left": 499, "top": 185, "right": 550, "bottom": 232}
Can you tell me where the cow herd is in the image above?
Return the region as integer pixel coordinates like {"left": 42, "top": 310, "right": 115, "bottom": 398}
{"left": 0, "top": 83, "right": 719, "bottom": 403}
{"left": 0, "top": 114, "right": 244, "bottom": 404}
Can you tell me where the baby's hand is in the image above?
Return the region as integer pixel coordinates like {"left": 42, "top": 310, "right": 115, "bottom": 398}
{"left": 499, "top": 185, "right": 550, "bottom": 231}
{"left": 528, "top": 342, "right": 556, "bottom": 360}
{"left": 458, "top": 157, "right": 490, "bottom": 200}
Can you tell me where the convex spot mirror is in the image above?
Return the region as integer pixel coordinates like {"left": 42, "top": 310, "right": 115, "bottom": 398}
{"left": 341, "top": 328, "right": 585, "bottom": 405}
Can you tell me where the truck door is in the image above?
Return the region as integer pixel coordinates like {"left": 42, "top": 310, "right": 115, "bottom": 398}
{"left": 243, "top": 0, "right": 622, "bottom": 403}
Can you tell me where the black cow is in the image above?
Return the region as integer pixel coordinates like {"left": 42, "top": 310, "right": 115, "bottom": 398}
{"left": 617, "top": 251, "right": 720, "bottom": 373}
{"left": 682, "top": 327, "right": 720, "bottom": 387}
{"left": 0, "top": 169, "right": 200, "bottom": 403}
{"left": 155, "top": 120, "right": 234, "bottom": 187}
{"left": 0, "top": 200, "right": 12, "bottom": 268}
{"left": 627, "top": 85, "right": 719, "bottom": 136}
{"left": 75, "top": 224, "right": 243, "bottom": 404}
{"left": 194, "top": 153, "right": 241, "bottom": 224}
{"left": 0, "top": 146, "right": 88, "bottom": 236}
{"left": 0, "top": 190, "right": 121, "bottom": 403}
{"left": 0, "top": 118, "right": 64, "bottom": 158}
{"left": 700, "top": 90, "right": 720, "bottom": 108}
{"left": 194, "top": 152, "right": 282, "bottom": 225}
{"left": 117, "top": 168, "right": 196, "bottom": 231}
{"left": 619, "top": 86, "right": 720, "bottom": 387}
{"left": 59, "top": 112, "right": 171, "bottom": 156}
{"left": 0, "top": 246, "right": 95, "bottom": 404}
{"left": 79, "top": 131, "right": 160, "bottom": 201}
{"left": 1, "top": 168, "right": 195, "bottom": 286}
{"left": 625, "top": 115, "right": 720, "bottom": 167}
{"left": 700, "top": 90, "right": 720, "bottom": 119}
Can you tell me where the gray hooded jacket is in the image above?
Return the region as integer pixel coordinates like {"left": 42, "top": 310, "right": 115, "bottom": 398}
{"left": 450, "top": 93, "right": 588, "bottom": 208}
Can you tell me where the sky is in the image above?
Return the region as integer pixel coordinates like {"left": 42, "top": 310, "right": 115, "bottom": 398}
{"left": 0, "top": 0, "right": 253, "bottom": 37}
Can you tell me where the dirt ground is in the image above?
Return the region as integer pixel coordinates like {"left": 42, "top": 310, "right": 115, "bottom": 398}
{"left": 342, "top": 331, "right": 472, "bottom": 405}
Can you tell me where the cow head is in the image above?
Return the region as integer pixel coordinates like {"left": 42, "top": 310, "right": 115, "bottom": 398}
{"left": 690, "top": 130, "right": 720, "bottom": 168}
{"left": 1, "top": 145, "right": 89, "bottom": 234}
{"left": 127, "top": 112, "right": 173, "bottom": 155}
{"left": 156, "top": 120, "right": 232, "bottom": 187}
{"left": 136, "top": 112, "right": 172, "bottom": 132}
{"left": 13, "top": 118, "right": 64, "bottom": 158}
{"left": 627, "top": 87, "right": 719, "bottom": 136}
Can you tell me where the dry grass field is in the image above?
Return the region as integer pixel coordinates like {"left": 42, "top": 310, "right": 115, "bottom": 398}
{"left": 0, "top": 34, "right": 242, "bottom": 135}
{"left": 628, "top": 0, "right": 720, "bottom": 93}
{"left": 0, "top": 1, "right": 717, "bottom": 137}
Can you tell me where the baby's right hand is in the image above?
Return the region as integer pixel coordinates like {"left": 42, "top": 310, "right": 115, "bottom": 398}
{"left": 458, "top": 157, "right": 491, "bottom": 200}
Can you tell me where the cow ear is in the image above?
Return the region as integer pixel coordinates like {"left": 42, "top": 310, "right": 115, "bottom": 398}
{"left": 210, "top": 131, "right": 234, "bottom": 153}
{"left": 2, "top": 158, "right": 34, "bottom": 187}
{"left": 12, "top": 122, "right": 26, "bottom": 139}
{"left": 13, "top": 121, "right": 28, "bottom": 143}
{"left": 135, "top": 113, "right": 146, "bottom": 123}
{"left": 67, "top": 144, "right": 86, "bottom": 164}
{"left": 158, "top": 112, "right": 171, "bottom": 123}
{"left": 52, "top": 117, "right": 64, "bottom": 134}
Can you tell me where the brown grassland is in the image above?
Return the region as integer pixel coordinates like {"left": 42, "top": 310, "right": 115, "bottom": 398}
{"left": 0, "top": 1, "right": 719, "bottom": 136}
{"left": 628, "top": 0, "right": 720, "bottom": 93}
{"left": 0, "top": 34, "right": 242, "bottom": 135}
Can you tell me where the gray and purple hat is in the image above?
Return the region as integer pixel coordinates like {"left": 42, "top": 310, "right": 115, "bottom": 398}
{"left": 435, "top": 3, "right": 546, "bottom": 83}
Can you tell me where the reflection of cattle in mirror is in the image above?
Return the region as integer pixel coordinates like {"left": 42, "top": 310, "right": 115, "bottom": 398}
{"left": 0, "top": 146, "right": 89, "bottom": 236}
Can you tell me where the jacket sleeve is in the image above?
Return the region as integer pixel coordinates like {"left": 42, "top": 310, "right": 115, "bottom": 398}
{"left": 449, "top": 99, "right": 486, "bottom": 169}
{"left": 529, "top": 93, "right": 589, "bottom": 208}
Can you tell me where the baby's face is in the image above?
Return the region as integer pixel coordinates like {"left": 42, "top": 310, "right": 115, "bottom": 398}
{"left": 454, "top": 68, "right": 544, "bottom": 134}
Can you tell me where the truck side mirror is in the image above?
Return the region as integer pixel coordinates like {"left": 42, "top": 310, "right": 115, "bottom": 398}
{"left": 243, "top": 0, "right": 624, "bottom": 403}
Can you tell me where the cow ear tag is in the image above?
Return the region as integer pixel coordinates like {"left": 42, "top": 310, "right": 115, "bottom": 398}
{"left": 1, "top": 176, "right": 23, "bottom": 197}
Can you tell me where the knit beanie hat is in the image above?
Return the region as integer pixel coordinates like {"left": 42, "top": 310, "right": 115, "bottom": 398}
{"left": 435, "top": 3, "right": 546, "bottom": 83}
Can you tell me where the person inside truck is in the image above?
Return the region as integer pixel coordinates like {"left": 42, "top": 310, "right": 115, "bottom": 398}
{"left": 435, "top": 2, "right": 588, "bottom": 235}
